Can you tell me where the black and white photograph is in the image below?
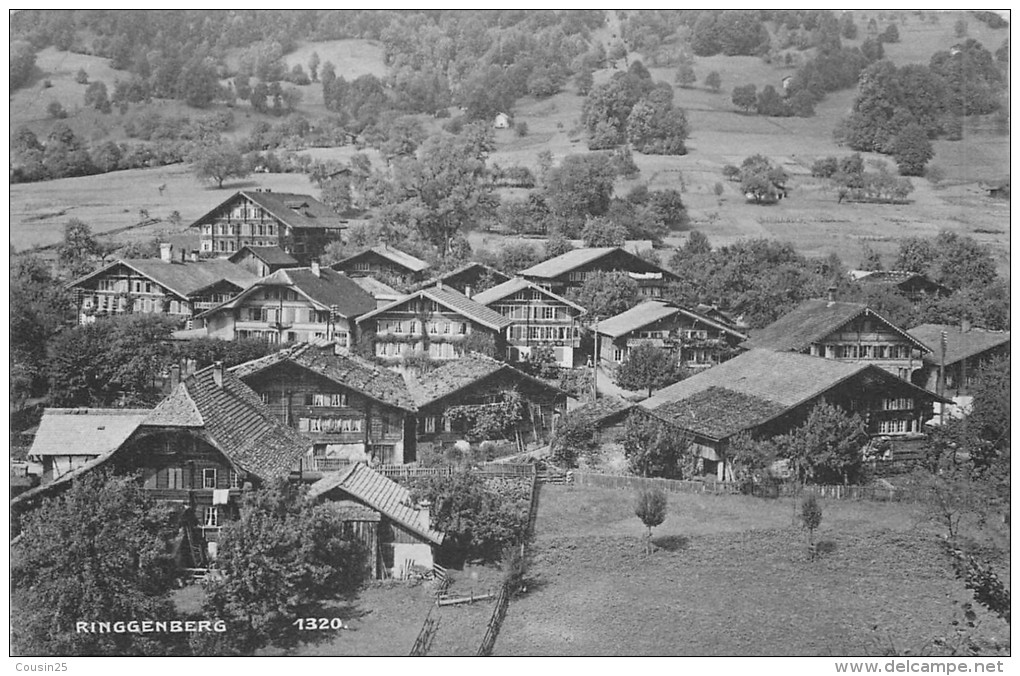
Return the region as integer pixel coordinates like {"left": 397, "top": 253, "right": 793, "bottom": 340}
{"left": 8, "top": 9, "right": 1011, "bottom": 667}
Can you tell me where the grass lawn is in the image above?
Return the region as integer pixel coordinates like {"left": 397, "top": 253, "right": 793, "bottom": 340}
{"left": 493, "top": 485, "right": 1010, "bottom": 656}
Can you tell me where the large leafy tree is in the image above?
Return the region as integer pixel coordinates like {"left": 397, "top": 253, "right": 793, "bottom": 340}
{"left": 626, "top": 85, "right": 690, "bottom": 155}
{"left": 374, "top": 126, "right": 497, "bottom": 256}
{"left": 543, "top": 153, "right": 616, "bottom": 228}
{"left": 777, "top": 401, "right": 868, "bottom": 485}
{"left": 189, "top": 141, "right": 248, "bottom": 189}
{"left": 615, "top": 343, "right": 688, "bottom": 398}
{"left": 569, "top": 270, "right": 640, "bottom": 319}
{"left": 739, "top": 154, "right": 788, "bottom": 204}
{"left": 197, "top": 480, "right": 367, "bottom": 655}
{"left": 12, "top": 473, "right": 184, "bottom": 656}
{"left": 623, "top": 410, "right": 695, "bottom": 479}
{"left": 11, "top": 254, "right": 75, "bottom": 403}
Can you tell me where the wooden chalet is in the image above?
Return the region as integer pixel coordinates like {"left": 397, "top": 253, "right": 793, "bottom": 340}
{"left": 12, "top": 363, "right": 312, "bottom": 568}
{"left": 356, "top": 285, "right": 512, "bottom": 362}
{"left": 197, "top": 263, "right": 377, "bottom": 349}
{"left": 228, "top": 245, "right": 299, "bottom": 278}
{"left": 596, "top": 300, "right": 747, "bottom": 369}
{"left": 640, "top": 349, "right": 945, "bottom": 481}
{"left": 308, "top": 463, "right": 445, "bottom": 579}
{"left": 27, "top": 408, "right": 150, "bottom": 483}
{"left": 472, "top": 277, "right": 586, "bottom": 367}
{"left": 849, "top": 270, "right": 952, "bottom": 303}
{"left": 907, "top": 324, "right": 1010, "bottom": 397}
{"left": 518, "top": 246, "right": 679, "bottom": 300}
{"left": 231, "top": 343, "right": 417, "bottom": 468}
{"left": 416, "top": 262, "right": 511, "bottom": 298}
{"left": 331, "top": 244, "right": 430, "bottom": 284}
{"left": 352, "top": 276, "right": 403, "bottom": 308}
{"left": 67, "top": 244, "right": 257, "bottom": 327}
{"left": 189, "top": 189, "right": 345, "bottom": 263}
{"left": 741, "top": 297, "right": 932, "bottom": 380}
{"left": 403, "top": 353, "right": 568, "bottom": 456}
{"left": 558, "top": 396, "right": 636, "bottom": 447}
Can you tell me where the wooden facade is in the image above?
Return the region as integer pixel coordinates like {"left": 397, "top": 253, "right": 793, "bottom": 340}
{"left": 332, "top": 246, "right": 429, "bottom": 284}
{"left": 598, "top": 308, "right": 745, "bottom": 370}
{"left": 805, "top": 314, "right": 923, "bottom": 380}
{"left": 204, "top": 285, "right": 354, "bottom": 346}
{"left": 521, "top": 247, "right": 678, "bottom": 300}
{"left": 241, "top": 362, "right": 412, "bottom": 466}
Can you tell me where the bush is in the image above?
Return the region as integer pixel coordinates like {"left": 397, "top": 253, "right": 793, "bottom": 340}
{"left": 811, "top": 156, "right": 839, "bottom": 178}
{"left": 515, "top": 121, "right": 529, "bottom": 137}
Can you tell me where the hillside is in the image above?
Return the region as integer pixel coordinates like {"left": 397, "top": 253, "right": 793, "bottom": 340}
{"left": 10, "top": 10, "right": 1009, "bottom": 276}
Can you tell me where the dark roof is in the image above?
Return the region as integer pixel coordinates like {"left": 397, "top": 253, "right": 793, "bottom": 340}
{"left": 229, "top": 245, "right": 298, "bottom": 267}
{"left": 352, "top": 276, "right": 402, "bottom": 300}
{"left": 404, "top": 353, "right": 565, "bottom": 407}
{"left": 197, "top": 267, "right": 377, "bottom": 320}
{"left": 357, "top": 286, "right": 512, "bottom": 331}
{"left": 907, "top": 325, "right": 1010, "bottom": 366}
{"left": 519, "top": 247, "right": 676, "bottom": 280}
{"left": 308, "top": 463, "right": 444, "bottom": 545}
{"left": 653, "top": 387, "right": 788, "bottom": 441}
{"left": 741, "top": 299, "right": 930, "bottom": 353}
{"left": 596, "top": 301, "right": 747, "bottom": 340}
{"left": 69, "top": 258, "right": 257, "bottom": 300}
{"left": 143, "top": 366, "right": 309, "bottom": 480}
{"left": 28, "top": 408, "right": 151, "bottom": 458}
{"left": 417, "top": 262, "right": 511, "bottom": 290}
{"left": 191, "top": 191, "right": 345, "bottom": 231}
{"left": 335, "top": 245, "right": 430, "bottom": 273}
{"left": 561, "top": 396, "right": 635, "bottom": 428}
{"left": 471, "top": 277, "right": 586, "bottom": 312}
{"left": 231, "top": 343, "right": 417, "bottom": 411}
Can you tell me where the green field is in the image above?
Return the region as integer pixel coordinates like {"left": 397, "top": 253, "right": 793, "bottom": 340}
{"left": 493, "top": 485, "right": 1010, "bottom": 656}
{"left": 10, "top": 11, "right": 1010, "bottom": 275}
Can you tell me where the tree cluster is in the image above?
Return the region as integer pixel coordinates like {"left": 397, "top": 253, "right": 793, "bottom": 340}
{"left": 615, "top": 343, "right": 689, "bottom": 397}
{"left": 734, "top": 155, "right": 789, "bottom": 204}
{"left": 690, "top": 10, "right": 771, "bottom": 57}
{"left": 623, "top": 410, "right": 696, "bottom": 479}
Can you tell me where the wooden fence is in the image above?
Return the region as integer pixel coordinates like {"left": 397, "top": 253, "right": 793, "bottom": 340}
{"left": 570, "top": 471, "right": 925, "bottom": 503}
{"left": 377, "top": 463, "right": 536, "bottom": 481}
{"left": 476, "top": 582, "right": 511, "bottom": 656}
{"left": 408, "top": 604, "right": 441, "bottom": 657}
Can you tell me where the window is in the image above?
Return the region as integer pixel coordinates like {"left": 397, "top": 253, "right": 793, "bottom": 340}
{"left": 229, "top": 471, "right": 241, "bottom": 489}
{"left": 203, "top": 469, "right": 217, "bottom": 489}
{"left": 459, "top": 323, "right": 467, "bottom": 335}
{"left": 354, "top": 261, "right": 371, "bottom": 271}
{"left": 542, "top": 306, "right": 556, "bottom": 320}
{"left": 883, "top": 397, "right": 913, "bottom": 411}
{"left": 614, "top": 348, "right": 624, "bottom": 362}
{"left": 879, "top": 419, "right": 909, "bottom": 434}
{"left": 260, "top": 392, "right": 271, "bottom": 405}
{"left": 204, "top": 506, "right": 220, "bottom": 528}
{"left": 425, "top": 416, "right": 436, "bottom": 433}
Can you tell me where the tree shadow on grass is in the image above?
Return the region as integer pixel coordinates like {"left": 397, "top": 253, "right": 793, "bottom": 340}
{"left": 652, "top": 535, "right": 690, "bottom": 552}
{"left": 816, "top": 540, "right": 838, "bottom": 557}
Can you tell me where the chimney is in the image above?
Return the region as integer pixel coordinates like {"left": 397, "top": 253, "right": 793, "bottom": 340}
{"left": 464, "top": 284, "right": 472, "bottom": 299}
{"left": 159, "top": 242, "right": 173, "bottom": 263}
{"left": 826, "top": 286, "right": 837, "bottom": 304}
{"left": 169, "top": 364, "right": 181, "bottom": 391}
{"left": 961, "top": 318, "right": 971, "bottom": 333}
{"left": 212, "top": 361, "right": 224, "bottom": 388}
{"left": 310, "top": 259, "right": 321, "bottom": 277}
{"left": 436, "top": 280, "right": 444, "bottom": 291}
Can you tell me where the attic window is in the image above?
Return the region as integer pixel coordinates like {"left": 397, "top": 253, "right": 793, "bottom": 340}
{"left": 285, "top": 200, "right": 309, "bottom": 209}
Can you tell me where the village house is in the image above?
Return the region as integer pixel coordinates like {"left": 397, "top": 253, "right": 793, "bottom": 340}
{"left": 228, "top": 245, "right": 299, "bottom": 278}
{"left": 416, "top": 262, "right": 511, "bottom": 298}
{"left": 906, "top": 323, "right": 1010, "bottom": 398}
{"left": 196, "top": 263, "right": 377, "bottom": 349}
{"left": 639, "top": 349, "right": 944, "bottom": 481}
{"left": 189, "top": 189, "right": 346, "bottom": 263}
{"left": 472, "top": 277, "right": 587, "bottom": 367}
{"left": 12, "top": 363, "right": 312, "bottom": 567}
{"left": 848, "top": 270, "right": 951, "bottom": 304}
{"left": 558, "top": 395, "right": 636, "bottom": 447}
{"left": 595, "top": 300, "right": 747, "bottom": 369}
{"left": 518, "top": 246, "right": 680, "bottom": 300}
{"left": 741, "top": 296, "right": 932, "bottom": 380}
{"left": 67, "top": 243, "right": 258, "bottom": 327}
{"left": 231, "top": 343, "right": 417, "bottom": 468}
{"left": 356, "top": 285, "right": 512, "bottom": 362}
{"left": 27, "top": 408, "right": 151, "bottom": 483}
{"left": 403, "top": 353, "right": 569, "bottom": 457}
{"left": 308, "top": 463, "right": 445, "bottom": 579}
{"left": 331, "top": 244, "right": 431, "bottom": 285}
{"left": 351, "top": 275, "right": 403, "bottom": 308}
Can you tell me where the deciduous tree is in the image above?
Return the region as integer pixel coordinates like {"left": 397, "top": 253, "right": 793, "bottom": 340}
{"left": 615, "top": 343, "right": 687, "bottom": 398}
{"left": 623, "top": 411, "right": 694, "bottom": 479}
{"left": 189, "top": 142, "right": 248, "bottom": 188}
{"left": 569, "top": 270, "right": 639, "bottom": 318}
{"left": 635, "top": 488, "right": 667, "bottom": 554}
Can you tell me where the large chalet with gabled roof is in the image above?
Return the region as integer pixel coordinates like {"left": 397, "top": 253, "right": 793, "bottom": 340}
{"left": 189, "top": 189, "right": 345, "bottom": 263}
{"left": 472, "top": 277, "right": 586, "bottom": 367}
{"left": 331, "top": 244, "right": 430, "bottom": 285}
{"left": 356, "top": 284, "right": 511, "bottom": 362}
{"left": 906, "top": 323, "right": 1010, "bottom": 397}
{"left": 67, "top": 244, "right": 258, "bottom": 327}
{"left": 231, "top": 343, "right": 417, "bottom": 468}
{"left": 640, "top": 349, "right": 945, "bottom": 481}
{"left": 519, "top": 246, "right": 679, "bottom": 300}
{"left": 596, "top": 300, "right": 747, "bottom": 369}
{"left": 741, "top": 297, "right": 932, "bottom": 380}
{"left": 196, "top": 263, "right": 377, "bottom": 349}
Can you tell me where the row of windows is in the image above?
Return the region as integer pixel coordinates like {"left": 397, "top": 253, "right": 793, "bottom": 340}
{"left": 811, "top": 344, "right": 913, "bottom": 360}
{"left": 377, "top": 320, "right": 468, "bottom": 335}
{"left": 84, "top": 295, "right": 188, "bottom": 315}
{"left": 297, "top": 417, "right": 364, "bottom": 433}
{"left": 374, "top": 341, "right": 459, "bottom": 359}
{"left": 509, "top": 325, "right": 577, "bottom": 342}
{"left": 143, "top": 467, "right": 240, "bottom": 490}
{"left": 877, "top": 418, "right": 915, "bottom": 434}
{"left": 495, "top": 305, "right": 571, "bottom": 321}
{"left": 97, "top": 279, "right": 159, "bottom": 294}
{"left": 203, "top": 221, "right": 277, "bottom": 236}
{"left": 244, "top": 306, "right": 329, "bottom": 323}
{"left": 882, "top": 397, "right": 914, "bottom": 410}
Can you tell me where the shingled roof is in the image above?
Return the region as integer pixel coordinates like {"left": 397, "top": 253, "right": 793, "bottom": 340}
{"left": 741, "top": 299, "right": 930, "bottom": 353}
{"left": 652, "top": 387, "right": 788, "bottom": 441}
{"left": 69, "top": 258, "right": 258, "bottom": 301}
{"left": 560, "top": 396, "right": 635, "bottom": 428}
{"left": 519, "top": 246, "right": 676, "bottom": 280}
{"left": 190, "top": 191, "right": 345, "bottom": 231}
{"left": 229, "top": 245, "right": 298, "bottom": 267}
{"left": 231, "top": 343, "right": 417, "bottom": 411}
{"left": 143, "top": 366, "right": 310, "bottom": 480}
{"left": 416, "top": 262, "right": 511, "bottom": 291}
{"left": 195, "top": 267, "right": 377, "bottom": 320}
{"left": 28, "top": 408, "right": 151, "bottom": 459}
{"left": 907, "top": 324, "right": 1010, "bottom": 366}
{"left": 356, "top": 286, "right": 512, "bottom": 331}
{"left": 403, "top": 353, "right": 564, "bottom": 407}
{"left": 308, "top": 463, "right": 444, "bottom": 545}
{"left": 471, "top": 277, "right": 586, "bottom": 312}
{"left": 596, "top": 301, "right": 747, "bottom": 340}
{"left": 336, "top": 245, "right": 430, "bottom": 274}
{"left": 641, "top": 349, "right": 943, "bottom": 412}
